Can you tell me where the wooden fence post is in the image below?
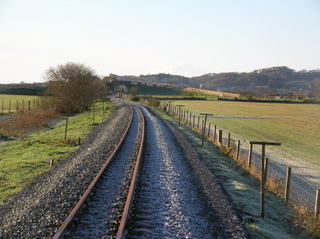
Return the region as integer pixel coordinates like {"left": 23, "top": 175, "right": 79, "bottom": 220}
{"left": 202, "top": 120, "right": 205, "bottom": 134}
{"left": 9, "top": 101, "right": 11, "bottom": 113}
{"left": 101, "top": 105, "right": 104, "bottom": 123}
{"left": 207, "top": 123, "right": 211, "bottom": 137}
{"left": 78, "top": 137, "right": 81, "bottom": 145}
{"left": 247, "top": 144, "right": 253, "bottom": 169}
{"left": 64, "top": 117, "right": 68, "bottom": 141}
{"left": 285, "top": 167, "right": 291, "bottom": 205}
{"left": 23, "top": 100, "right": 25, "bottom": 111}
{"left": 28, "top": 101, "right": 31, "bottom": 111}
{"left": 236, "top": 140, "right": 240, "bottom": 160}
{"left": 227, "top": 133, "right": 231, "bottom": 148}
{"left": 1, "top": 101, "right": 3, "bottom": 114}
{"left": 16, "top": 100, "right": 19, "bottom": 111}
{"left": 261, "top": 144, "right": 266, "bottom": 218}
{"left": 92, "top": 105, "right": 95, "bottom": 124}
{"left": 197, "top": 116, "right": 200, "bottom": 130}
{"left": 249, "top": 141, "right": 281, "bottom": 218}
{"left": 315, "top": 189, "right": 320, "bottom": 219}
{"left": 218, "top": 130, "right": 223, "bottom": 145}
{"left": 193, "top": 115, "right": 195, "bottom": 128}
{"left": 264, "top": 157, "right": 269, "bottom": 186}
{"left": 214, "top": 125, "right": 217, "bottom": 141}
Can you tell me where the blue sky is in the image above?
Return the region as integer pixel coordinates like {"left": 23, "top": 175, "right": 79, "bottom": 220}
{"left": 0, "top": 0, "right": 319, "bottom": 83}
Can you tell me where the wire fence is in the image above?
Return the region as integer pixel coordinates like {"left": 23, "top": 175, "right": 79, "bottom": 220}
{"left": 0, "top": 98, "right": 40, "bottom": 114}
{"left": 162, "top": 103, "right": 319, "bottom": 213}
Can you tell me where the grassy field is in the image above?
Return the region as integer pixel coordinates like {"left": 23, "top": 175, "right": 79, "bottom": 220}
{"left": 0, "top": 94, "right": 39, "bottom": 113}
{"left": 171, "top": 100, "right": 320, "bottom": 166}
{"left": 154, "top": 108, "right": 314, "bottom": 238}
{"left": 131, "top": 85, "right": 181, "bottom": 95}
{"left": 0, "top": 101, "right": 113, "bottom": 204}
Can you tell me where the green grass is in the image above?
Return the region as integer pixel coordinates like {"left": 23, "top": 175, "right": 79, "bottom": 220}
{"left": 0, "top": 101, "right": 113, "bottom": 204}
{"left": 170, "top": 100, "right": 320, "bottom": 167}
{"left": 139, "top": 95, "right": 207, "bottom": 100}
{"left": 0, "top": 94, "right": 39, "bottom": 113}
{"left": 130, "top": 85, "right": 182, "bottom": 95}
{"left": 154, "top": 108, "right": 313, "bottom": 238}
{"left": 182, "top": 91, "right": 219, "bottom": 100}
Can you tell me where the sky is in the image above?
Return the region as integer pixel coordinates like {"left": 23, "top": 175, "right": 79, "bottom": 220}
{"left": 0, "top": 0, "right": 320, "bottom": 83}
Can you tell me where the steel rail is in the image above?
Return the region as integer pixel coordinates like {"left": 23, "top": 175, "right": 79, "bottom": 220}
{"left": 52, "top": 105, "right": 134, "bottom": 239}
{"left": 116, "top": 105, "right": 145, "bottom": 239}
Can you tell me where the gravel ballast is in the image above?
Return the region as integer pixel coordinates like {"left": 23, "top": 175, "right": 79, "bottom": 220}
{"left": 0, "top": 103, "right": 131, "bottom": 239}
{"left": 148, "top": 107, "right": 249, "bottom": 239}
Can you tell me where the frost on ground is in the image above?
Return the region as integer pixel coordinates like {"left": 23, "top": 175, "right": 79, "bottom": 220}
{"left": 155, "top": 108, "right": 314, "bottom": 239}
{"left": 127, "top": 106, "right": 248, "bottom": 239}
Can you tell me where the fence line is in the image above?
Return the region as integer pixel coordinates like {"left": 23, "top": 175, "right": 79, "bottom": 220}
{"left": 161, "top": 102, "right": 318, "bottom": 212}
{"left": 0, "top": 99, "right": 39, "bottom": 114}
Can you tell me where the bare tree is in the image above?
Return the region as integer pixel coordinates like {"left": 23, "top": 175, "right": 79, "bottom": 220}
{"left": 46, "top": 62, "right": 105, "bottom": 113}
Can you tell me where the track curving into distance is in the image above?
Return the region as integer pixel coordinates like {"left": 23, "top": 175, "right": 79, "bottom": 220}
{"left": 54, "top": 104, "right": 244, "bottom": 239}
{"left": 53, "top": 105, "right": 144, "bottom": 239}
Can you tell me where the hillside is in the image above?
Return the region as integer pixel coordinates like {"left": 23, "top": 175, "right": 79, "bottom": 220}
{"left": 112, "top": 66, "right": 320, "bottom": 95}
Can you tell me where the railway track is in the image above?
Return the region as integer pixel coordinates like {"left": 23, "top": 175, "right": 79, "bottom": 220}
{"left": 52, "top": 104, "right": 247, "bottom": 239}
{"left": 53, "top": 104, "right": 145, "bottom": 239}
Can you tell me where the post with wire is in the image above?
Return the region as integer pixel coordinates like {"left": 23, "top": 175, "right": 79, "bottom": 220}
{"left": 249, "top": 141, "right": 281, "bottom": 218}
{"left": 176, "top": 104, "right": 185, "bottom": 125}
{"left": 200, "top": 113, "right": 213, "bottom": 146}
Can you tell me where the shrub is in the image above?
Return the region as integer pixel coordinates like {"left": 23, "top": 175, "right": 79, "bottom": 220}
{"left": 0, "top": 108, "right": 59, "bottom": 138}
{"left": 148, "top": 98, "right": 160, "bottom": 107}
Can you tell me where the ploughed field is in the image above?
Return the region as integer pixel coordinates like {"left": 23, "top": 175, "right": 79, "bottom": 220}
{"left": 171, "top": 100, "right": 320, "bottom": 167}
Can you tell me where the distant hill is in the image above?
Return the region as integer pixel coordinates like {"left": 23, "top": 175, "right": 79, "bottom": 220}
{"left": 111, "top": 67, "right": 320, "bottom": 96}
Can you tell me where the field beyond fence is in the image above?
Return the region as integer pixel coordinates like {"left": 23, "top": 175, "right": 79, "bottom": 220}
{"left": 0, "top": 94, "right": 39, "bottom": 113}
{"left": 165, "top": 100, "right": 320, "bottom": 212}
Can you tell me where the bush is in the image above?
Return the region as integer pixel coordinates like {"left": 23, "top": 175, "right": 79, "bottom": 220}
{"left": 148, "top": 98, "right": 160, "bottom": 107}
{"left": 130, "top": 96, "right": 140, "bottom": 102}
{"left": 0, "top": 108, "right": 59, "bottom": 138}
{"left": 46, "top": 62, "right": 105, "bottom": 113}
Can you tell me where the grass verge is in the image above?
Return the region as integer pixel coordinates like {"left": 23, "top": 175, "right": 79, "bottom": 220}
{"left": 0, "top": 101, "right": 113, "bottom": 204}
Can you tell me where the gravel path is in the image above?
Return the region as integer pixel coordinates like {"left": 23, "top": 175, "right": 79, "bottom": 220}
{"left": 0, "top": 103, "right": 131, "bottom": 239}
{"left": 126, "top": 106, "right": 248, "bottom": 239}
